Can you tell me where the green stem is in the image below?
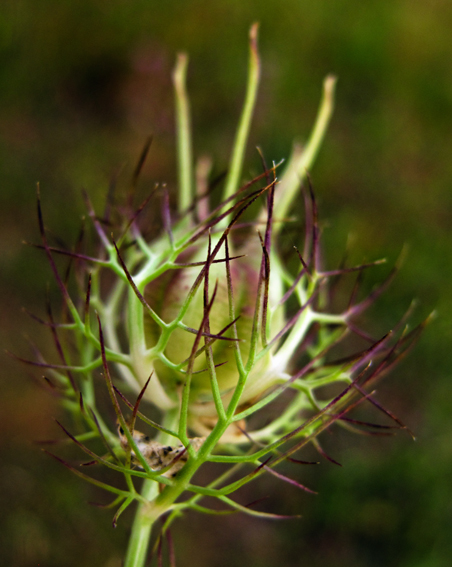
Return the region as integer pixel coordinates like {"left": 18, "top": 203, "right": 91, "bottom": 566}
{"left": 123, "top": 480, "right": 159, "bottom": 567}
{"left": 123, "top": 409, "right": 181, "bottom": 567}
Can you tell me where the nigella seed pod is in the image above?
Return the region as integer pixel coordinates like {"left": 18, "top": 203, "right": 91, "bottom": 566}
{"left": 19, "top": 24, "right": 426, "bottom": 567}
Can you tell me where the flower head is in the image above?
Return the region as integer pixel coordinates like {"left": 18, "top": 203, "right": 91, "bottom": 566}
{"left": 21, "top": 25, "right": 424, "bottom": 556}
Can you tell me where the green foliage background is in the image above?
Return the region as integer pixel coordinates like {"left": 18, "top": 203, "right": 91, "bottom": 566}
{"left": 1, "top": 1, "right": 451, "bottom": 566}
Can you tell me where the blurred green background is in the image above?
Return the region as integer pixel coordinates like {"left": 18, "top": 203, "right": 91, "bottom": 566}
{"left": 1, "top": 1, "right": 451, "bottom": 566}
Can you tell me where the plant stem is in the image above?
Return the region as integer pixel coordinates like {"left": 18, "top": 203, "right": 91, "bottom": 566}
{"left": 123, "top": 409, "right": 181, "bottom": 567}
{"left": 123, "top": 479, "right": 159, "bottom": 567}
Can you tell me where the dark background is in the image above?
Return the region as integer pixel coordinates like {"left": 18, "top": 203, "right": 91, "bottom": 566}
{"left": 1, "top": 1, "right": 451, "bottom": 566}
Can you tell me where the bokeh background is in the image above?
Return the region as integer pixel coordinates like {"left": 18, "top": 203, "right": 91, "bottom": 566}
{"left": 1, "top": 1, "right": 451, "bottom": 566}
